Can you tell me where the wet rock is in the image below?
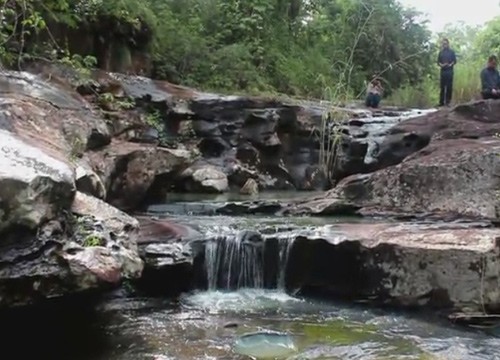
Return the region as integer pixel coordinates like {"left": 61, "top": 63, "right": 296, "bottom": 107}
{"left": 137, "top": 217, "right": 203, "bottom": 243}
{"left": 286, "top": 221, "right": 500, "bottom": 312}
{"left": 234, "top": 331, "right": 297, "bottom": 359}
{"left": 448, "top": 312, "right": 500, "bottom": 329}
{"left": 87, "top": 141, "right": 194, "bottom": 209}
{"left": 216, "top": 200, "right": 284, "bottom": 215}
{"left": 240, "top": 178, "right": 259, "bottom": 195}
{"left": 0, "top": 188, "right": 143, "bottom": 308}
{"left": 224, "top": 322, "right": 240, "bottom": 328}
{"left": 0, "top": 129, "right": 75, "bottom": 231}
{"left": 140, "top": 243, "right": 193, "bottom": 269}
{"left": 134, "top": 217, "right": 202, "bottom": 295}
{"left": 179, "top": 164, "right": 229, "bottom": 193}
{"left": 68, "top": 192, "right": 143, "bottom": 282}
{"left": 136, "top": 230, "right": 196, "bottom": 296}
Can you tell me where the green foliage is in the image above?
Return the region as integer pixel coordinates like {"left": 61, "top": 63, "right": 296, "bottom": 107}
{"left": 0, "top": 0, "right": 154, "bottom": 69}
{"left": 389, "top": 17, "right": 499, "bottom": 108}
{"left": 97, "top": 92, "right": 135, "bottom": 111}
{"left": 1, "top": 0, "right": 498, "bottom": 107}
{"left": 147, "top": 0, "right": 434, "bottom": 97}
{"left": 83, "top": 234, "right": 103, "bottom": 247}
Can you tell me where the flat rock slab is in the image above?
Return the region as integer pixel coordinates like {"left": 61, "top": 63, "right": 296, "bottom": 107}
{"left": 285, "top": 221, "right": 500, "bottom": 312}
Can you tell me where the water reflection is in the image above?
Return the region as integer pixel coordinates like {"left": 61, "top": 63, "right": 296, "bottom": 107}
{"left": 1, "top": 289, "right": 495, "bottom": 359}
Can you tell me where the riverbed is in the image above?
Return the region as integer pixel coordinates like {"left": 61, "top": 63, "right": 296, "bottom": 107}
{"left": 2, "top": 193, "right": 500, "bottom": 359}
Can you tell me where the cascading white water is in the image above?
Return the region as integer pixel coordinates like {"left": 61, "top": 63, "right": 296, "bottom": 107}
{"left": 205, "top": 232, "right": 265, "bottom": 290}
{"left": 204, "top": 231, "right": 295, "bottom": 291}
{"left": 277, "top": 236, "right": 295, "bottom": 290}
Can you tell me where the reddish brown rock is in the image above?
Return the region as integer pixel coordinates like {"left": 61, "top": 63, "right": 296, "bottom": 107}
{"left": 286, "top": 221, "right": 500, "bottom": 312}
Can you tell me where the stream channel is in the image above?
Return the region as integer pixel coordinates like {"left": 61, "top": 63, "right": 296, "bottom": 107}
{"left": 2, "top": 193, "right": 500, "bottom": 359}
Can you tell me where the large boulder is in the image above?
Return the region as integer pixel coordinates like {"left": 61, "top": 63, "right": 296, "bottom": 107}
{"left": 178, "top": 164, "right": 229, "bottom": 193}
{"left": 0, "top": 129, "right": 143, "bottom": 308}
{"left": 0, "top": 129, "right": 75, "bottom": 231}
{"left": 0, "top": 72, "right": 145, "bottom": 307}
{"left": 0, "top": 71, "right": 110, "bottom": 154}
{"left": 284, "top": 221, "right": 500, "bottom": 312}
{"left": 86, "top": 141, "right": 194, "bottom": 209}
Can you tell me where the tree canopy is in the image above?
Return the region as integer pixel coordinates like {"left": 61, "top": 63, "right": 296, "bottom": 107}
{"left": 1, "top": 0, "right": 499, "bottom": 103}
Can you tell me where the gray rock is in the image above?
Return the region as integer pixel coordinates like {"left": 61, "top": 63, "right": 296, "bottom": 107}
{"left": 180, "top": 164, "right": 229, "bottom": 193}
{"left": 140, "top": 243, "right": 193, "bottom": 269}
{"left": 0, "top": 129, "right": 75, "bottom": 231}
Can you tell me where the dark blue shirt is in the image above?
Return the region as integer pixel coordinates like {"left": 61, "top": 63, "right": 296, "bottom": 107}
{"left": 480, "top": 67, "right": 500, "bottom": 92}
{"left": 437, "top": 48, "right": 457, "bottom": 73}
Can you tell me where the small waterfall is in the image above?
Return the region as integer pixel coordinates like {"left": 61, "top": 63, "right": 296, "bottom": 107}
{"left": 277, "top": 237, "right": 295, "bottom": 290}
{"left": 203, "top": 231, "right": 296, "bottom": 291}
{"left": 205, "top": 232, "right": 265, "bottom": 290}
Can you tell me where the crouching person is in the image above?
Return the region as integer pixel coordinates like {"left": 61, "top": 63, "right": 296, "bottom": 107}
{"left": 366, "top": 77, "right": 383, "bottom": 108}
{"left": 480, "top": 55, "right": 500, "bottom": 100}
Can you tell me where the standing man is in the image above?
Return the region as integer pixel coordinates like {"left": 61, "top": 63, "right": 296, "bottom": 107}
{"left": 480, "top": 55, "right": 500, "bottom": 99}
{"left": 437, "top": 38, "right": 457, "bottom": 107}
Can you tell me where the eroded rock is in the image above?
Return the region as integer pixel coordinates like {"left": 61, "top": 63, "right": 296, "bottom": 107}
{"left": 285, "top": 221, "right": 500, "bottom": 312}
{"left": 75, "top": 158, "right": 106, "bottom": 199}
{"left": 92, "top": 72, "right": 425, "bottom": 191}
{"left": 292, "top": 101, "right": 500, "bottom": 220}
{"left": 86, "top": 141, "right": 194, "bottom": 209}
{"left": 0, "top": 71, "right": 111, "bottom": 155}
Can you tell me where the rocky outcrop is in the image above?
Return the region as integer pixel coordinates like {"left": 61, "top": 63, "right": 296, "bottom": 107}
{"left": 85, "top": 71, "right": 427, "bottom": 193}
{"left": 144, "top": 215, "right": 500, "bottom": 312}
{"left": 0, "top": 129, "right": 74, "bottom": 232}
{"left": 291, "top": 101, "right": 500, "bottom": 220}
{"left": 285, "top": 221, "right": 500, "bottom": 312}
{"left": 3, "top": 67, "right": 434, "bottom": 207}
{"left": 0, "top": 127, "right": 142, "bottom": 308}
{"left": 86, "top": 141, "right": 194, "bottom": 209}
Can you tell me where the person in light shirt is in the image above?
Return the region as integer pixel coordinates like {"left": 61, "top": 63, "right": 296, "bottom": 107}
{"left": 365, "top": 76, "right": 383, "bottom": 109}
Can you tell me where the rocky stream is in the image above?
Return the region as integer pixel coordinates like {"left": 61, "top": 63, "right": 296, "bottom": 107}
{"left": 2, "top": 65, "right": 500, "bottom": 359}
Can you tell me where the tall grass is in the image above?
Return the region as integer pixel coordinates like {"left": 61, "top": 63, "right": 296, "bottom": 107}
{"left": 387, "top": 60, "right": 485, "bottom": 108}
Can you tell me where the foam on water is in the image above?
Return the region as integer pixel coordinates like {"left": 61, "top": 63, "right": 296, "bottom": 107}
{"left": 182, "top": 289, "right": 303, "bottom": 314}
